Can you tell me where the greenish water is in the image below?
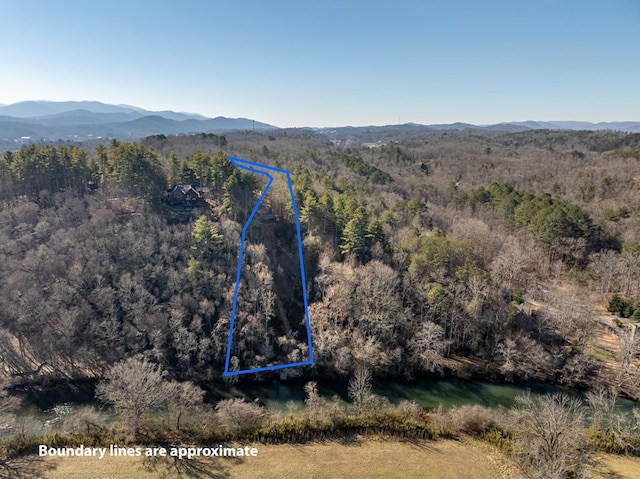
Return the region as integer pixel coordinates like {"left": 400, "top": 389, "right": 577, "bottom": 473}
{"left": 14, "top": 377, "right": 638, "bottom": 419}
{"left": 209, "top": 378, "right": 638, "bottom": 412}
{"left": 5, "top": 377, "right": 636, "bottom": 444}
{"left": 373, "top": 379, "right": 565, "bottom": 409}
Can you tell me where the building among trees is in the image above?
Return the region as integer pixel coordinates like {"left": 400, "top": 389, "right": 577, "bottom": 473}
{"left": 165, "top": 184, "right": 205, "bottom": 208}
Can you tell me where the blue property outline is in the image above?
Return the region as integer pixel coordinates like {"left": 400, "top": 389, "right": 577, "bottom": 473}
{"left": 223, "top": 157, "right": 313, "bottom": 376}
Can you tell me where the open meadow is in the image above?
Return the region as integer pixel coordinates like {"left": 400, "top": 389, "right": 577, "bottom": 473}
{"left": 32, "top": 438, "right": 514, "bottom": 479}
{"left": 27, "top": 438, "right": 640, "bottom": 479}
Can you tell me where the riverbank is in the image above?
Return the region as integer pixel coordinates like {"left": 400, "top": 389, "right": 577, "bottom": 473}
{"left": 12, "top": 376, "right": 638, "bottom": 424}
{"left": 4, "top": 366, "right": 639, "bottom": 479}
{"left": 3, "top": 389, "right": 640, "bottom": 479}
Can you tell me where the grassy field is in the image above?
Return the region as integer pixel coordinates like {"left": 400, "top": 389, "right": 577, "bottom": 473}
{"left": 594, "top": 454, "right": 640, "bottom": 479}
{"left": 24, "top": 439, "right": 640, "bottom": 478}
{"left": 31, "top": 438, "right": 517, "bottom": 479}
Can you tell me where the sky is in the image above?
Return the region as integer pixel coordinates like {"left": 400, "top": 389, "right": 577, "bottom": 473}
{"left": 1, "top": 0, "right": 639, "bottom": 127}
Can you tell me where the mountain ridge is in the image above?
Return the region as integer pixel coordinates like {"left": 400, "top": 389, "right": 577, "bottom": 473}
{"left": 0, "top": 101, "right": 277, "bottom": 141}
{"left": 0, "top": 100, "right": 207, "bottom": 120}
{"left": 1, "top": 101, "right": 639, "bottom": 143}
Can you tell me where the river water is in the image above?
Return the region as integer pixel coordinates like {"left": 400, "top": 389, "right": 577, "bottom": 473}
{"left": 13, "top": 377, "right": 638, "bottom": 423}
{"left": 208, "top": 377, "right": 638, "bottom": 412}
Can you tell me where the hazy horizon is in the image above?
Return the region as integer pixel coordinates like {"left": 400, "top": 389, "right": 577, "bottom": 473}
{"left": 2, "top": 99, "right": 640, "bottom": 132}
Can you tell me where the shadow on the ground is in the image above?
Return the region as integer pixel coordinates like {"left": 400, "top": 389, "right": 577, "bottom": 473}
{"left": 0, "top": 455, "right": 56, "bottom": 479}
{"left": 142, "top": 454, "right": 237, "bottom": 479}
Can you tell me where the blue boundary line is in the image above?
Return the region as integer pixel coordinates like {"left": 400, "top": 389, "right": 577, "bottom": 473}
{"left": 223, "top": 157, "right": 313, "bottom": 376}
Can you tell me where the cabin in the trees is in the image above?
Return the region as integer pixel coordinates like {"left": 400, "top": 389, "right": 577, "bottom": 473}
{"left": 165, "top": 184, "right": 205, "bottom": 208}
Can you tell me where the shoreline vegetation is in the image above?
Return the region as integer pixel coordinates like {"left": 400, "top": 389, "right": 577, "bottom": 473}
{"left": 2, "top": 374, "right": 640, "bottom": 478}
{"left": 0, "top": 382, "right": 640, "bottom": 477}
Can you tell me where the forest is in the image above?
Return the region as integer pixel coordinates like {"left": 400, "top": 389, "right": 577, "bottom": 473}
{"left": 1, "top": 127, "right": 640, "bottom": 477}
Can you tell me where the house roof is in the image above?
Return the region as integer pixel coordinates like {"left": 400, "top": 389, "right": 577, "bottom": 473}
{"left": 168, "top": 184, "right": 199, "bottom": 195}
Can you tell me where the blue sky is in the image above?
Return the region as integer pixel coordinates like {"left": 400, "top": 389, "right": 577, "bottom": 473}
{"left": 1, "top": 0, "right": 639, "bottom": 127}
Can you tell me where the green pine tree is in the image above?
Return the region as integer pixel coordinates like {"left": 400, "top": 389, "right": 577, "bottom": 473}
{"left": 340, "top": 207, "right": 369, "bottom": 258}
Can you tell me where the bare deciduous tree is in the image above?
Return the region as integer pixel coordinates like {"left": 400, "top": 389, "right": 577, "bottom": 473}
{"left": 214, "top": 398, "right": 265, "bottom": 434}
{"left": 491, "top": 235, "right": 532, "bottom": 291}
{"left": 95, "top": 356, "right": 173, "bottom": 435}
{"left": 348, "top": 366, "right": 384, "bottom": 414}
{"left": 495, "top": 334, "right": 551, "bottom": 381}
{"left": 169, "top": 380, "right": 206, "bottom": 431}
{"left": 616, "top": 325, "right": 640, "bottom": 398}
{"left": 62, "top": 405, "right": 106, "bottom": 435}
{"left": 409, "top": 320, "right": 445, "bottom": 372}
{"left": 512, "top": 393, "right": 591, "bottom": 479}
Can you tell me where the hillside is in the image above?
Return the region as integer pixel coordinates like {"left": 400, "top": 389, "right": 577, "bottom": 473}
{"left": 0, "top": 128, "right": 638, "bottom": 393}
{"left": 1, "top": 128, "right": 640, "bottom": 479}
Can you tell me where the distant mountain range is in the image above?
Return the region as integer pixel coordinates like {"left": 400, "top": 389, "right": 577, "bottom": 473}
{"left": 487, "top": 120, "right": 640, "bottom": 133}
{"left": 0, "top": 101, "right": 276, "bottom": 141}
{"left": 1, "top": 101, "right": 639, "bottom": 145}
{"left": 315, "top": 120, "right": 640, "bottom": 141}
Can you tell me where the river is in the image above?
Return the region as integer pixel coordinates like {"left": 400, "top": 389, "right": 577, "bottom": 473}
{"left": 204, "top": 377, "right": 638, "bottom": 412}
{"left": 13, "top": 377, "right": 638, "bottom": 424}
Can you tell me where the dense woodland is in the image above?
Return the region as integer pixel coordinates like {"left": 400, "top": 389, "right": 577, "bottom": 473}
{"left": 0, "top": 128, "right": 639, "bottom": 395}
{"left": 2, "top": 128, "right": 640, "bottom": 478}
